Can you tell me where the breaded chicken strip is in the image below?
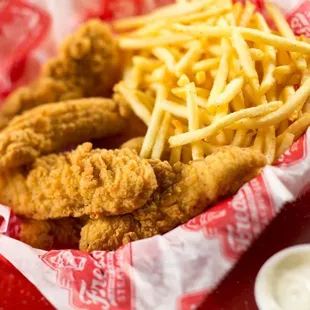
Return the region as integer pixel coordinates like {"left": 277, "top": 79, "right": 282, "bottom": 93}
{"left": 92, "top": 93, "right": 147, "bottom": 150}
{"left": 0, "top": 19, "right": 119, "bottom": 129}
{"left": 0, "top": 143, "right": 157, "bottom": 219}
{"left": 19, "top": 218, "right": 83, "bottom": 250}
{"left": 79, "top": 147, "right": 266, "bottom": 251}
{"left": 0, "top": 98, "right": 129, "bottom": 169}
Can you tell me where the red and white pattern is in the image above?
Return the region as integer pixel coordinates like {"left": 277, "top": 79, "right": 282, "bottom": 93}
{"left": 287, "top": 0, "right": 310, "bottom": 36}
{"left": 1, "top": 1, "right": 310, "bottom": 309}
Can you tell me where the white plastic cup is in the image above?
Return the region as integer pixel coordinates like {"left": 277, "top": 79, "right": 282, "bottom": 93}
{"left": 254, "top": 244, "right": 310, "bottom": 310}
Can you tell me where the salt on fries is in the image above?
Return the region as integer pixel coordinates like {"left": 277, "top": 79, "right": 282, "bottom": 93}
{"left": 114, "top": 0, "right": 310, "bottom": 164}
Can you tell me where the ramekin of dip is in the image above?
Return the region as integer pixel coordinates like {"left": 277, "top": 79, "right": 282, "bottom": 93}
{"left": 255, "top": 244, "right": 310, "bottom": 310}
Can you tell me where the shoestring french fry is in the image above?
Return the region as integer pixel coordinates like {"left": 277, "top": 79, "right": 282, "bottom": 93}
{"left": 252, "top": 128, "right": 265, "bottom": 152}
{"left": 275, "top": 133, "right": 295, "bottom": 160}
{"left": 151, "top": 112, "right": 172, "bottom": 159}
{"left": 265, "top": 2, "right": 307, "bottom": 70}
{"left": 243, "top": 130, "right": 256, "bottom": 147}
{"left": 173, "top": 24, "right": 310, "bottom": 54}
{"left": 264, "top": 126, "right": 276, "bottom": 164}
{"left": 140, "top": 85, "right": 167, "bottom": 158}
{"left": 232, "top": 129, "right": 247, "bottom": 146}
{"left": 169, "top": 101, "right": 282, "bottom": 146}
{"left": 250, "top": 48, "right": 264, "bottom": 61}
{"left": 278, "top": 113, "right": 310, "bottom": 142}
{"left": 239, "top": 1, "right": 255, "bottom": 27}
{"left": 170, "top": 120, "right": 185, "bottom": 164}
{"left": 113, "top": 0, "right": 214, "bottom": 31}
{"left": 207, "top": 38, "right": 231, "bottom": 108}
{"left": 186, "top": 83, "right": 204, "bottom": 159}
{"left": 114, "top": 0, "right": 310, "bottom": 164}
{"left": 117, "top": 83, "right": 152, "bottom": 125}
{"left": 230, "top": 79, "right": 310, "bottom": 129}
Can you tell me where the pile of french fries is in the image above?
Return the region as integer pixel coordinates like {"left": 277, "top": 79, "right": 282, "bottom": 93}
{"left": 113, "top": 0, "right": 310, "bottom": 165}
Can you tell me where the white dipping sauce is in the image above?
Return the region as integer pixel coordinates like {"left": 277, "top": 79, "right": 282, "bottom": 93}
{"left": 255, "top": 245, "right": 310, "bottom": 310}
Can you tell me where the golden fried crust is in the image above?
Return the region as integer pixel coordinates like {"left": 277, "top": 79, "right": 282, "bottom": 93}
{"left": 79, "top": 147, "right": 266, "bottom": 252}
{"left": 79, "top": 215, "right": 139, "bottom": 252}
{"left": 0, "top": 98, "right": 128, "bottom": 170}
{"left": 0, "top": 19, "right": 119, "bottom": 129}
{"left": 19, "top": 218, "right": 82, "bottom": 250}
{"left": 0, "top": 143, "right": 158, "bottom": 219}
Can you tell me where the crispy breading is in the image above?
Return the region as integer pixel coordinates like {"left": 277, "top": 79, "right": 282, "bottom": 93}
{"left": 0, "top": 143, "right": 158, "bottom": 219}
{"left": 0, "top": 98, "right": 130, "bottom": 170}
{"left": 79, "top": 147, "right": 266, "bottom": 251}
{"left": 0, "top": 19, "right": 119, "bottom": 129}
{"left": 92, "top": 92, "right": 147, "bottom": 150}
{"left": 19, "top": 218, "right": 83, "bottom": 250}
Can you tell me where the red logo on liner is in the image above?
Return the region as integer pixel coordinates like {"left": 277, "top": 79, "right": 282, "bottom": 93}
{"left": 275, "top": 135, "right": 307, "bottom": 166}
{"left": 183, "top": 175, "right": 274, "bottom": 260}
{"left": 287, "top": 0, "right": 310, "bottom": 37}
{"left": 41, "top": 245, "right": 133, "bottom": 310}
{"left": 178, "top": 289, "right": 209, "bottom": 310}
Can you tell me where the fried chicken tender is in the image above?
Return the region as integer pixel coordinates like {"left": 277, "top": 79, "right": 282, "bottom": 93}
{"left": 0, "top": 98, "right": 129, "bottom": 170}
{"left": 0, "top": 19, "right": 119, "bottom": 129}
{"left": 79, "top": 147, "right": 266, "bottom": 251}
{"left": 19, "top": 218, "right": 83, "bottom": 250}
{"left": 0, "top": 143, "right": 157, "bottom": 219}
{"left": 92, "top": 93, "right": 147, "bottom": 150}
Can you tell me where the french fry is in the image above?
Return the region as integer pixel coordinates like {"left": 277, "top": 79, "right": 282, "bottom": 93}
{"left": 252, "top": 128, "right": 265, "bottom": 152}
{"left": 152, "top": 47, "right": 176, "bottom": 72}
{"left": 181, "top": 145, "right": 192, "bottom": 163}
{"left": 174, "top": 24, "right": 310, "bottom": 55}
{"left": 169, "top": 101, "right": 282, "bottom": 146}
{"left": 151, "top": 112, "right": 172, "bottom": 159}
{"left": 231, "top": 91, "right": 245, "bottom": 111}
{"left": 231, "top": 78, "right": 310, "bottom": 129}
{"left": 172, "top": 87, "right": 210, "bottom": 100}
{"left": 207, "top": 38, "right": 231, "bottom": 107}
{"left": 275, "top": 132, "right": 295, "bottom": 160}
{"left": 177, "top": 74, "right": 190, "bottom": 87}
{"left": 277, "top": 119, "right": 289, "bottom": 135}
{"left": 274, "top": 65, "right": 296, "bottom": 76}
{"left": 117, "top": 83, "right": 152, "bottom": 125}
{"left": 210, "top": 76, "right": 244, "bottom": 110}
{"left": 140, "top": 85, "right": 167, "bottom": 157}
{"left": 113, "top": 0, "right": 214, "bottom": 31}
{"left": 186, "top": 83, "right": 204, "bottom": 159}
{"left": 265, "top": 2, "right": 307, "bottom": 70}
{"left": 175, "top": 45, "right": 202, "bottom": 76}
{"left": 232, "top": 29, "right": 259, "bottom": 91}
{"left": 170, "top": 120, "right": 185, "bottom": 164}
{"left": 243, "top": 130, "right": 256, "bottom": 147}
{"left": 264, "top": 126, "right": 276, "bottom": 164}
{"left": 279, "top": 113, "right": 310, "bottom": 141}
{"left": 233, "top": 2, "right": 243, "bottom": 23}
{"left": 192, "top": 58, "right": 219, "bottom": 72}
{"left": 303, "top": 97, "right": 310, "bottom": 113}
{"left": 239, "top": 1, "right": 255, "bottom": 27}
{"left": 117, "top": 1, "right": 310, "bottom": 164}
{"left": 231, "top": 129, "right": 247, "bottom": 146}
{"left": 250, "top": 48, "right": 264, "bottom": 61}
{"left": 161, "top": 99, "right": 188, "bottom": 118}
{"left": 195, "top": 71, "right": 207, "bottom": 85}
{"left": 202, "top": 141, "right": 219, "bottom": 155}
{"left": 133, "top": 56, "right": 161, "bottom": 70}
{"left": 239, "top": 27, "right": 310, "bottom": 55}
{"left": 119, "top": 34, "right": 193, "bottom": 49}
